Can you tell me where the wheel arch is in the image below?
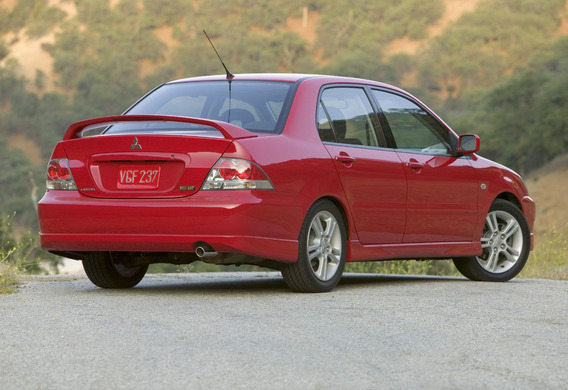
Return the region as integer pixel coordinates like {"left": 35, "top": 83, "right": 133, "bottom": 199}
{"left": 494, "top": 191, "right": 522, "bottom": 209}
{"left": 304, "top": 196, "right": 351, "bottom": 241}
{"left": 493, "top": 191, "right": 535, "bottom": 233}
{"left": 453, "top": 197, "right": 532, "bottom": 282}
{"left": 284, "top": 195, "right": 349, "bottom": 292}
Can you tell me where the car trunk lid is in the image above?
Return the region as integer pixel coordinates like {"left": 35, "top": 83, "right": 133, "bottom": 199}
{"left": 60, "top": 115, "right": 256, "bottom": 199}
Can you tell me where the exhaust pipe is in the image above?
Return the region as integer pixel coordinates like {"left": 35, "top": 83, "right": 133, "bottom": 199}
{"left": 195, "top": 245, "right": 218, "bottom": 258}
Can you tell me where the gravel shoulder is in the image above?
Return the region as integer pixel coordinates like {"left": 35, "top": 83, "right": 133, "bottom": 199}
{"left": 1, "top": 273, "right": 567, "bottom": 389}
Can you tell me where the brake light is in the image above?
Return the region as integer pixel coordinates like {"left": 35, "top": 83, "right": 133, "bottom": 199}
{"left": 202, "top": 158, "right": 274, "bottom": 190}
{"left": 46, "top": 159, "right": 78, "bottom": 190}
{"left": 48, "top": 159, "right": 71, "bottom": 181}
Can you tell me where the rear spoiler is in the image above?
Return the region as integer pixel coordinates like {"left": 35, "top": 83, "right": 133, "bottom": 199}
{"left": 63, "top": 115, "right": 259, "bottom": 141}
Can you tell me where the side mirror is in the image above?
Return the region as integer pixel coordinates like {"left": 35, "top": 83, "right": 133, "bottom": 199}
{"left": 458, "top": 134, "right": 480, "bottom": 155}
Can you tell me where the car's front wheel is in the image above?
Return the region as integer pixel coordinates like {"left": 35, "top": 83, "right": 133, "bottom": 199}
{"left": 83, "top": 252, "right": 148, "bottom": 288}
{"left": 453, "top": 199, "right": 531, "bottom": 282}
{"left": 281, "top": 199, "right": 347, "bottom": 293}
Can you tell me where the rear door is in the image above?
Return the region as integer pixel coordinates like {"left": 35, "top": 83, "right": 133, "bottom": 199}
{"left": 319, "top": 86, "right": 407, "bottom": 244}
{"left": 371, "top": 89, "right": 479, "bottom": 243}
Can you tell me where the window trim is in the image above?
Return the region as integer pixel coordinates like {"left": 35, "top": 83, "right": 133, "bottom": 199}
{"left": 316, "top": 84, "right": 388, "bottom": 148}
{"left": 123, "top": 79, "right": 301, "bottom": 135}
{"left": 370, "top": 87, "right": 460, "bottom": 156}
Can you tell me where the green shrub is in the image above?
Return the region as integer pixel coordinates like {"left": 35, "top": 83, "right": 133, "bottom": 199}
{"left": 0, "top": 246, "right": 21, "bottom": 295}
{"left": 0, "top": 214, "right": 26, "bottom": 294}
{"left": 0, "top": 213, "right": 57, "bottom": 294}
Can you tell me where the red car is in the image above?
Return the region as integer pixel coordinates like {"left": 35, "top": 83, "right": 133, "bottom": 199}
{"left": 38, "top": 73, "right": 535, "bottom": 292}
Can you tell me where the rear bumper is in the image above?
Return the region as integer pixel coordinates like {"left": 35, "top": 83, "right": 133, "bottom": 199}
{"left": 38, "top": 190, "right": 301, "bottom": 262}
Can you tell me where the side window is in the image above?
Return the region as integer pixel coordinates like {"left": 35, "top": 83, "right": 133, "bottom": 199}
{"left": 372, "top": 90, "right": 452, "bottom": 154}
{"left": 317, "top": 102, "right": 336, "bottom": 142}
{"left": 318, "top": 87, "right": 381, "bottom": 147}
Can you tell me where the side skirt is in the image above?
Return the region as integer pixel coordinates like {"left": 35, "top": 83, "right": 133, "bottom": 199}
{"left": 347, "top": 240, "right": 481, "bottom": 262}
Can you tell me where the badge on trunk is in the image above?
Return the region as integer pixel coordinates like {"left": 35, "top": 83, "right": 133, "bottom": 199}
{"left": 130, "top": 137, "right": 142, "bottom": 150}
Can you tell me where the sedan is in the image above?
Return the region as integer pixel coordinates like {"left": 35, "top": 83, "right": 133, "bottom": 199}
{"left": 38, "top": 73, "right": 535, "bottom": 292}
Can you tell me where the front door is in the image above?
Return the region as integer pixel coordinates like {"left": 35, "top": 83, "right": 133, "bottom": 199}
{"left": 371, "top": 89, "right": 479, "bottom": 243}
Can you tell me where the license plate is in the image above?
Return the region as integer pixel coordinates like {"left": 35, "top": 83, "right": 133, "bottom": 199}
{"left": 117, "top": 165, "right": 161, "bottom": 188}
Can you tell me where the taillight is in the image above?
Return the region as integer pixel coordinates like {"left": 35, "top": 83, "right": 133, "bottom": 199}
{"left": 201, "top": 158, "right": 274, "bottom": 190}
{"left": 46, "top": 159, "right": 78, "bottom": 190}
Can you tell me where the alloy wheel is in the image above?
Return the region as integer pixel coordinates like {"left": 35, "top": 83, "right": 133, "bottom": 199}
{"left": 307, "top": 210, "right": 342, "bottom": 281}
{"left": 477, "top": 210, "right": 524, "bottom": 274}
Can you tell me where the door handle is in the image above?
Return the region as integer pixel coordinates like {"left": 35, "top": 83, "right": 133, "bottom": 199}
{"left": 406, "top": 161, "right": 424, "bottom": 170}
{"left": 335, "top": 155, "right": 356, "bottom": 164}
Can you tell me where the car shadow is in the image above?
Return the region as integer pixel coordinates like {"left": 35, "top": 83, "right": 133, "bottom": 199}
{"left": 79, "top": 272, "right": 469, "bottom": 295}
{"left": 340, "top": 273, "right": 467, "bottom": 287}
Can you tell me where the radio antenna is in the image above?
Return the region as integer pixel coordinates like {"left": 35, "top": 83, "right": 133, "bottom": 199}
{"left": 203, "top": 30, "right": 234, "bottom": 80}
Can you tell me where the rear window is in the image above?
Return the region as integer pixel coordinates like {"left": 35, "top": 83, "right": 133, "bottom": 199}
{"left": 110, "top": 80, "right": 294, "bottom": 134}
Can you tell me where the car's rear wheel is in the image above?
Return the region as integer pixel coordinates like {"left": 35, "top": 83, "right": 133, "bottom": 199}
{"left": 83, "top": 252, "right": 148, "bottom": 288}
{"left": 453, "top": 199, "right": 531, "bottom": 282}
{"left": 281, "top": 199, "right": 346, "bottom": 293}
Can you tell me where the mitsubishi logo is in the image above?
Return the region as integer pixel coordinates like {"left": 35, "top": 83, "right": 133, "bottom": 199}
{"left": 130, "top": 137, "right": 142, "bottom": 150}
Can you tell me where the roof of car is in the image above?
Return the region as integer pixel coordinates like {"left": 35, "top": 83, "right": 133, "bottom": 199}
{"left": 169, "top": 73, "right": 317, "bottom": 83}
{"left": 167, "top": 73, "right": 398, "bottom": 90}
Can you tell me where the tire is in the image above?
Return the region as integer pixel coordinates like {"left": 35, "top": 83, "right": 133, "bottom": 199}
{"left": 453, "top": 199, "right": 531, "bottom": 282}
{"left": 83, "top": 252, "right": 148, "bottom": 289}
{"left": 281, "top": 199, "right": 347, "bottom": 293}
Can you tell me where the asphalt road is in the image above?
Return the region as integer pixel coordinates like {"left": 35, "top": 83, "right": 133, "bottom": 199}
{"left": 1, "top": 272, "right": 566, "bottom": 390}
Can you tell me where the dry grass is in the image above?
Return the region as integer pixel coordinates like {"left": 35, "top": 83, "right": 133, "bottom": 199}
{"left": 521, "top": 225, "right": 568, "bottom": 280}
{"left": 522, "top": 154, "right": 568, "bottom": 280}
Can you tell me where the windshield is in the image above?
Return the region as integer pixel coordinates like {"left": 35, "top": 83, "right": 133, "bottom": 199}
{"left": 110, "top": 80, "right": 294, "bottom": 135}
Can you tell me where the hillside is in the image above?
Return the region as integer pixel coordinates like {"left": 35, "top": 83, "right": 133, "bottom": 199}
{"left": 526, "top": 154, "right": 568, "bottom": 244}
{"left": 1, "top": 0, "right": 568, "bottom": 242}
{"left": 1, "top": 0, "right": 486, "bottom": 95}
{"left": 3, "top": 0, "right": 568, "bottom": 98}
